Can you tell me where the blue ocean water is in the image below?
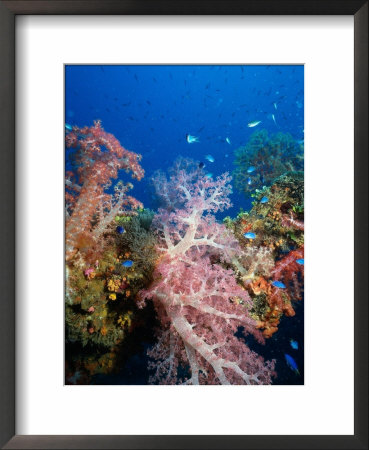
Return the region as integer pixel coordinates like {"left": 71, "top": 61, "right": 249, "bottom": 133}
{"left": 66, "top": 65, "right": 303, "bottom": 217}
{"left": 65, "top": 65, "right": 304, "bottom": 384}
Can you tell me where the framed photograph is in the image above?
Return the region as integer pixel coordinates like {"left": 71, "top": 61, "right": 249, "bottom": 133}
{"left": 0, "top": 1, "right": 367, "bottom": 449}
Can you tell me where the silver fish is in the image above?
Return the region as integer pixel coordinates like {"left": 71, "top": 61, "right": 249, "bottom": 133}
{"left": 247, "top": 120, "right": 261, "bottom": 128}
{"left": 186, "top": 134, "right": 200, "bottom": 144}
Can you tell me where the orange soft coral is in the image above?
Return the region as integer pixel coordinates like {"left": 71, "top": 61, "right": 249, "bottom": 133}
{"left": 249, "top": 276, "right": 272, "bottom": 296}
{"left": 65, "top": 120, "right": 144, "bottom": 264}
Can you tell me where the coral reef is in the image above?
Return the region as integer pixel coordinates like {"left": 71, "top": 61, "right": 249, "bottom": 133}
{"left": 226, "top": 171, "right": 304, "bottom": 254}
{"left": 225, "top": 172, "right": 304, "bottom": 338}
{"left": 65, "top": 123, "right": 304, "bottom": 383}
{"left": 65, "top": 209, "right": 158, "bottom": 381}
{"left": 139, "top": 160, "right": 276, "bottom": 384}
{"left": 65, "top": 122, "right": 158, "bottom": 382}
{"left": 65, "top": 120, "right": 144, "bottom": 265}
{"left": 233, "top": 129, "right": 304, "bottom": 195}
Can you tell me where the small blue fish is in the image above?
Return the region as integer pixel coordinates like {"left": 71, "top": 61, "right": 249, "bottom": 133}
{"left": 247, "top": 166, "right": 256, "bottom": 173}
{"left": 205, "top": 154, "right": 215, "bottom": 163}
{"left": 285, "top": 354, "right": 300, "bottom": 375}
{"left": 260, "top": 196, "right": 269, "bottom": 204}
{"left": 116, "top": 226, "right": 125, "bottom": 234}
{"left": 198, "top": 162, "right": 205, "bottom": 169}
{"left": 272, "top": 281, "right": 286, "bottom": 289}
{"left": 186, "top": 134, "right": 199, "bottom": 144}
{"left": 205, "top": 172, "right": 213, "bottom": 178}
{"left": 247, "top": 177, "right": 252, "bottom": 185}
{"left": 244, "top": 232, "right": 256, "bottom": 239}
{"left": 290, "top": 339, "right": 298, "bottom": 350}
{"left": 122, "top": 260, "right": 133, "bottom": 268}
{"left": 225, "top": 137, "right": 231, "bottom": 145}
{"left": 65, "top": 123, "right": 73, "bottom": 132}
{"left": 296, "top": 258, "right": 304, "bottom": 265}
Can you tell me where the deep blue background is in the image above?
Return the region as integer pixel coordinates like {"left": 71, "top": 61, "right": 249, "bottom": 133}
{"left": 65, "top": 65, "right": 304, "bottom": 384}
{"left": 66, "top": 65, "right": 304, "bottom": 217}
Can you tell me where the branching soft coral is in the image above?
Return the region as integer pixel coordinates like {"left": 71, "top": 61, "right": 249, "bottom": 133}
{"left": 65, "top": 120, "right": 144, "bottom": 264}
{"left": 141, "top": 254, "right": 274, "bottom": 385}
{"left": 150, "top": 159, "right": 236, "bottom": 261}
{"left": 150, "top": 157, "right": 201, "bottom": 211}
{"left": 139, "top": 162, "right": 275, "bottom": 385}
{"left": 65, "top": 122, "right": 147, "bottom": 382}
{"left": 233, "top": 245, "right": 275, "bottom": 283}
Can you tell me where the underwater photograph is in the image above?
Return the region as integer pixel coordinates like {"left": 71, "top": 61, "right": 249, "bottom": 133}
{"left": 65, "top": 65, "right": 304, "bottom": 385}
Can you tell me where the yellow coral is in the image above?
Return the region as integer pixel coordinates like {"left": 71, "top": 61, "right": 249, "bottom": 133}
{"left": 109, "top": 293, "right": 117, "bottom": 301}
{"left": 118, "top": 311, "right": 133, "bottom": 329}
{"left": 107, "top": 277, "right": 121, "bottom": 292}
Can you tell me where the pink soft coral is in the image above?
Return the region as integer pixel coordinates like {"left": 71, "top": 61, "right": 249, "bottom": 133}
{"left": 140, "top": 161, "right": 275, "bottom": 384}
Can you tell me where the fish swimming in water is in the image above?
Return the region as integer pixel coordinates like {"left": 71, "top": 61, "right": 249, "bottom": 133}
{"left": 247, "top": 166, "right": 256, "bottom": 173}
{"left": 290, "top": 339, "right": 299, "bottom": 350}
{"left": 296, "top": 258, "right": 304, "bottom": 265}
{"left": 271, "top": 114, "right": 278, "bottom": 126}
{"left": 205, "top": 154, "right": 215, "bottom": 163}
{"left": 198, "top": 162, "right": 205, "bottom": 169}
{"left": 116, "top": 226, "right": 125, "bottom": 234}
{"left": 247, "top": 120, "right": 261, "bottom": 128}
{"left": 273, "top": 102, "right": 278, "bottom": 110}
{"left": 285, "top": 353, "right": 300, "bottom": 375}
{"left": 122, "top": 260, "right": 133, "bottom": 268}
{"left": 225, "top": 137, "right": 231, "bottom": 145}
{"left": 244, "top": 232, "right": 256, "bottom": 239}
{"left": 186, "top": 134, "right": 200, "bottom": 144}
{"left": 247, "top": 177, "right": 252, "bottom": 185}
{"left": 260, "top": 196, "right": 269, "bottom": 204}
{"left": 65, "top": 123, "right": 73, "bottom": 132}
{"left": 272, "top": 281, "right": 286, "bottom": 289}
{"left": 205, "top": 172, "right": 213, "bottom": 178}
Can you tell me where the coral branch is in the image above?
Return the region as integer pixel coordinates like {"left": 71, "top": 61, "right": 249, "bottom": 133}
{"left": 140, "top": 161, "right": 275, "bottom": 384}
{"left": 65, "top": 121, "right": 144, "bottom": 264}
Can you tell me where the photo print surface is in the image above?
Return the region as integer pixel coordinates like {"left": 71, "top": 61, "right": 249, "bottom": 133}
{"left": 65, "top": 65, "right": 304, "bottom": 385}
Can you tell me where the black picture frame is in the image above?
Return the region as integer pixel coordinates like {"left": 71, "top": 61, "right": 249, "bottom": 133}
{"left": 0, "top": 1, "right": 367, "bottom": 449}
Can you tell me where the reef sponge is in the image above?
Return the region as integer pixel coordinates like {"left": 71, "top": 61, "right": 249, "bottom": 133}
{"left": 233, "top": 129, "right": 303, "bottom": 195}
